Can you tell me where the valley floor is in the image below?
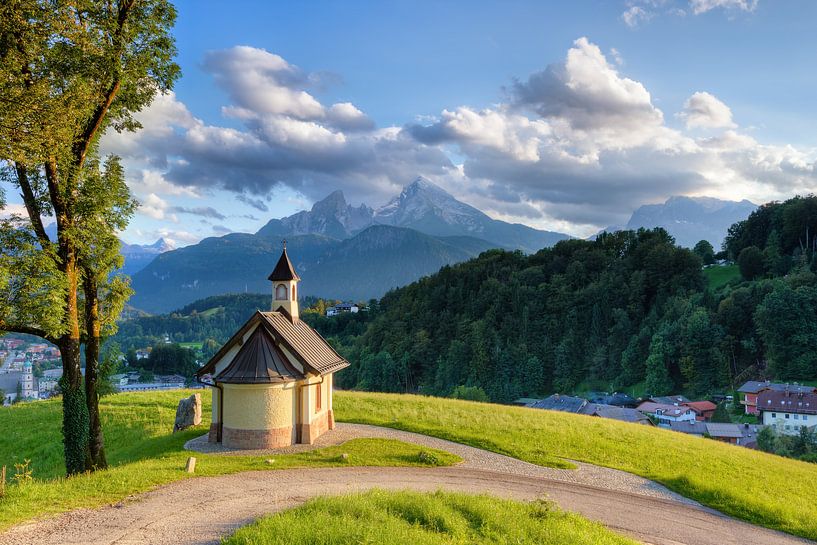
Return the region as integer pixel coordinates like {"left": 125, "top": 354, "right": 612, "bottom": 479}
{"left": 0, "top": 424, "right": 809, "bottom": 545}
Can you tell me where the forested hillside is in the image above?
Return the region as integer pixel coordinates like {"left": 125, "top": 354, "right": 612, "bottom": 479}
{"left": 112, "top": 196, "right": 817, "bottom": 403}
{"left": 326, "top": 197, "right": 817, "bottom": 401}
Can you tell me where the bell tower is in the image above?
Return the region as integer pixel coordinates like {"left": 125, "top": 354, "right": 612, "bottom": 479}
{"left": 268, "top": 240, "right": 300, "bottom": 320}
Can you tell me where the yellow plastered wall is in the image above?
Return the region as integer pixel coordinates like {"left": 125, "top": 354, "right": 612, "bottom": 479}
{"left": 210, "top": 322, "right": 261, "bottom": 423}
{"left": 299, "top": 375, "right": 331, "bottom": 425}
{"left": 222, "top": 383, "right": 296, "bottom": 439}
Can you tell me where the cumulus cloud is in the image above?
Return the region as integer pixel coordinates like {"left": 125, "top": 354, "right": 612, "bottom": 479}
{"left": 406, "top": 37, "right": 815, "bottom": 231}
{"left": 678, "top": 91, "right": 737, "bottom": 129}
{"left": 106, "top": 39, "right": 815, "bottom": 238}
{"left": 104, "top": 46, "right": 452, "bottom": 209}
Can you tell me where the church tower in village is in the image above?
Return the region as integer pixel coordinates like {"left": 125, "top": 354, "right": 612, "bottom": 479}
{"left": 21, "top": 360, "right": 34, "bottom": 399}
{"left": 268, "top": 242, "right": 300, "bottom": 320}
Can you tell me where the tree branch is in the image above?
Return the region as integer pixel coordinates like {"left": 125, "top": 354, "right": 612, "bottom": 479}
{"left": 0, "top": 320, "right": 51, "bottom": 342}
{"left": 15, "top": 164, "right": 50, "bottom": 245}
{"left": 71, "top": 0, "right": 135, "bottom": 169}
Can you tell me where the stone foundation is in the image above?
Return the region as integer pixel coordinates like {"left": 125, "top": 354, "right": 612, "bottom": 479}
{"left": 208, "top": 422, "right": 221, "bottom": 443}
{"left": 298, "top": 411, "right": 332, "bottom": 445}
{"left": 222, "top": 425, "right": 293, "bottom": 449}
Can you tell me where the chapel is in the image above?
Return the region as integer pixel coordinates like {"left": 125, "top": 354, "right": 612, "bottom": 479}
{"left": 195, "top": 244, "right": 349, "bottom": 449}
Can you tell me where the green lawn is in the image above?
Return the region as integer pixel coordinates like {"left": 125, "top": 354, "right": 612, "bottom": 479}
{"left": 223, "top": 490, "right": 637, "bottom": 545}
{"left": 0, "top": 390, "right": 458, "bottom": 530}
{"left": 334, "top": 391, "right": 817, "bottom": 540}
{"left": 704, "top": 264, "right": 740, "bottom": 290}
{"left": 178, "top": 342, "right": 203, "bottom": 350}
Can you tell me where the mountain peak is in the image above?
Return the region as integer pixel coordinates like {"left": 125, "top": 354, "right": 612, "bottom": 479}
{"left": 150, "top": 238, "right": 175, "bottom": 252}
{"left": 402, "top": 176, "right": 451, "bottom": 198}
{"left": 313, "top": 189, "right": 347, "bottom": 210}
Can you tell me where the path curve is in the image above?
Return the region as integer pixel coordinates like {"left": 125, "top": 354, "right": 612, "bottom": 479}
{"left": 0, "top": 424, "right": 812, "bottom": 545}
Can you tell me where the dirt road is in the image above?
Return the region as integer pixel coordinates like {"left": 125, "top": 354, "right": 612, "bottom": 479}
{"left": 0, "top": 424, "right": 811, "bottom": 545}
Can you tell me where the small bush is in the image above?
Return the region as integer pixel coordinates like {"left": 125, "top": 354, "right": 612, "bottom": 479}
{"left": 13, "top": 460, "right": 32, "bottom": 485}
{"left": 449, "top": 385, "right": 489, "bottom": 402}
{"left": 417, "top": 450, "right": 441, "bottom": 465}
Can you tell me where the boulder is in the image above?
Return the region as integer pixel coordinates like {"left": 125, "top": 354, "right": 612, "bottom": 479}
{"left": 173, "top": 393, "right": 202, "bottom": 433}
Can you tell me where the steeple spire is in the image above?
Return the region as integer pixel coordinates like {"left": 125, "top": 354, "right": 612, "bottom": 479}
{"left": 269, "top": 241, "right": 300, "bottom": 319}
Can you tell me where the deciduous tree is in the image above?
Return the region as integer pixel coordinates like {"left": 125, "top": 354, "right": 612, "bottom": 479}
{"left": 0, "top": 0, "right": 178, "bottom": 475}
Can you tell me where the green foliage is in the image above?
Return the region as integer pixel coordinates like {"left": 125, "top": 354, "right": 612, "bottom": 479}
{"left": 330, "top": 229, "right": 705, "bottom": 401}
{"left": 136, "top": 343, "right": 197, "bottom": 377}
{"left": 755, "top": 281, "right": 817, "bottom": 380}
{"left": 725, "top": 196, "right": 817, "bottom": 265}
{"left": 738, "top": 246, "right": 765, "bottom": 280}
{"left": 336, "top": 391, "right": 817, "bottom": 540}
{"left": 693, "top": 240, "right": 715, "bottom": 266}
{"left": 710, "top": 402, "right": 732, "bottom": 423}
{"left": 12, "top": 460, "right": 32, "bottom": 486}
{"left": 756, "top": 425, "right": 817, "bottom": 463}
{"left": 222, "top": 490, "right": 638, "bottom": 545}
{"left": 449, "top": 385, "right": 489, "bottom": 402}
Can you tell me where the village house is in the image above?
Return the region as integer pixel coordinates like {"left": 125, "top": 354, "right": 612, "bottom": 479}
{"left": 737, "top": 380, "right": 816, "bottom": 415}
{"left": 195, "top": 245, "right": 350, "bottom": 449}
{"left": 683, "top": 401, "right": 718, "bottom": 421}
{"left": 648, "top": 395, "right": 690, "bottom": 405}
{"left": 668, "top": 420, "right": 706, "bottom": 437}
{"left": 326, "top": 302, "right": 360, "bottom": 317}
{"left": 636, "top": 401, "right": 697, "bottom": 424}
{"left": 589, "top": 392, "right": 638, "bottom": 408}
{"left": 580, "top": 403, "right": 653, "bottom": 425}
{"left": 757, "top": 388, "right": 817, "bottom": 436}
{"left": 527, "top": 394, "right": 587, "bottom": 413}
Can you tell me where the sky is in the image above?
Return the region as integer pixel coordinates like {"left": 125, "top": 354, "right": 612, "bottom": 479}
{"left": 7, "top": 0, "right": 817, "bottom": 246}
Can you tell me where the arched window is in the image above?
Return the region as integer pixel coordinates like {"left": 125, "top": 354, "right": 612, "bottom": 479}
{"left": 292, "top": 284, "right": 297, "bottom": 301}
{"left": 275, "top": 283, "right": 288, "bottom": 300}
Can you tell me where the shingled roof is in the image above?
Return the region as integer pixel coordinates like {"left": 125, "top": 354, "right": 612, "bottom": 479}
{"left": 214, "top": 326, "right": 305, "bottom": 384}
{"left": 259, "top": 312, "right": 349, "bottom": 374}
{"left": 196, "top": 311, "right": 349, "bottom": 379}
{"left": 738, "top": 380, "right": 815, "bottom": 394}
{"left": 268, "top": 248, "right": 301, "bottom": 281}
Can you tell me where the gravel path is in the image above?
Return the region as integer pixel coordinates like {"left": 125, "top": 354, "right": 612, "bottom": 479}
{"left": 1, "top": 424, "right": 812, "bottom": 545}
{"left": 187, "top": 423, "right": 696, "bottom": 505}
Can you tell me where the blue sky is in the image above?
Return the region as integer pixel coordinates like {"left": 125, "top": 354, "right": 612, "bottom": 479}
{"left": 173, "top": 0, "right": 816, "bottom": 144}
{"left": 7, "top": 0, "right": 817, "bottom": 246}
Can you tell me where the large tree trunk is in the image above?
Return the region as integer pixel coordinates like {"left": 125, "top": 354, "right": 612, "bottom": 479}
{"left": 60, "top": 256, "right": 90, "bottom": 476}
{"left": 83, "top": 274, "right": 107, "bottom": 470}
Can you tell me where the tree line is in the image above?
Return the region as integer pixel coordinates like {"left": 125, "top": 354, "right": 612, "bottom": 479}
{"left": 313, "top": 198, "right": 817, "bottom": 402}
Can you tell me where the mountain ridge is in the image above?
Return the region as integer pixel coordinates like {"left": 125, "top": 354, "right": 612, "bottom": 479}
{"left": 256, "top": 177, "right": 570, "bottom": 252}
{"left": 599, "top": 196, "right": 757, "bottom": 249}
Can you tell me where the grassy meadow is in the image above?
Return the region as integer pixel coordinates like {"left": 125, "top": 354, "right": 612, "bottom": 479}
{"left": 0, "top": 390, "right": 458, "bottom": 530}
{"left": 3, "top": 389, "right": 817, "bottom": 540}
{"left": 703, "top": 264, "right": 740, "bottom": 289}
{"left": 223, "top": 490, "right": 638, "bottom": 545}
{"left": 334, "top": 391, "right": 817, "bottom": 540}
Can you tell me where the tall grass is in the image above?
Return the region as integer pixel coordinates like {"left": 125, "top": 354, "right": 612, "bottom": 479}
{"left": 0, "top": 390, "right": 458, "bottom": 530}
{"left": 223, "top": 490, "right": 638, "bottom": 545}
{"left": 334, "top": 391, "right": 817, "bottom": 540}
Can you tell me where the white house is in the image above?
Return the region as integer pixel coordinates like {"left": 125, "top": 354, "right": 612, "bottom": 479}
{"left": 326, "top": 302, "right": 359, "bottom": 317}
{"left": 758, "top": 389, "right": 817, "bottom": 436}
{"left": 636, "top": 401, "right": 697, "bottom": 424}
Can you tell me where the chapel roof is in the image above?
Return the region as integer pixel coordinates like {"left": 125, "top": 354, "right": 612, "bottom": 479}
{"left": 196, "top": 311, "right": 349, "bottom": 379}
{"left": 214, "top": 325, "right": 305, "bottom": 384}
{"left": 268, "top": 247, "right": 301, "bottom": 282}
